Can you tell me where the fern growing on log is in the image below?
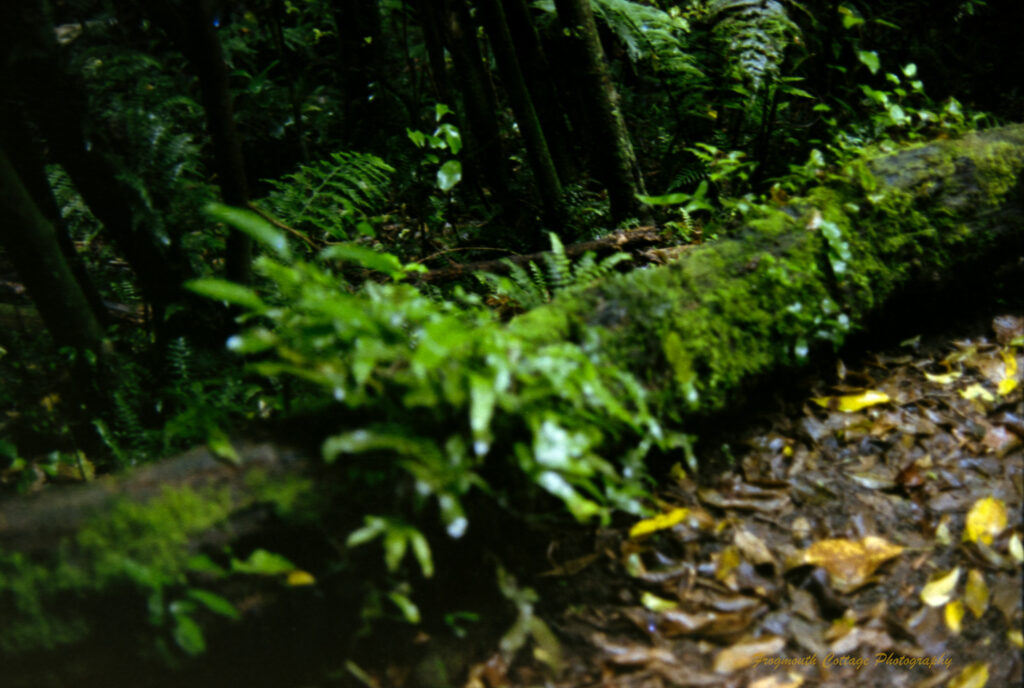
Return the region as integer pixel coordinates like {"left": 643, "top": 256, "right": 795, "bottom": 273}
{"left": 259, "top": 151, "right": 394, "bottom": 241}
{"left": 477, "top": 232, "right": 631, "bottom": 312}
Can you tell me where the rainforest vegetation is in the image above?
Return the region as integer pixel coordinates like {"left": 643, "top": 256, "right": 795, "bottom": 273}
{"left": 0, "top": 0, "right": 1021, "bottom": 685}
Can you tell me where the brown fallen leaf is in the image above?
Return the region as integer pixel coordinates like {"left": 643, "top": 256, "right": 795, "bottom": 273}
{"left": 734, "top": 528, "right": 777, "bottom": 567}
{"left": 992, "top": 314, "right": 1024, "bottom": 345}
{"left": 712, "top": 634, "right": 786, "bottom": 673}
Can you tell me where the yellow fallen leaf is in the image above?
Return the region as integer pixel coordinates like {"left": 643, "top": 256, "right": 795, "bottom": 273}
{"left": 811, "top": 390, "right": 890, "bottom": 412}
{"left": 920, "top": 567, "right": 960, "bottom": 607}
{"left": 629, "top": 507, "right": 690, "bottom": 538}
{"left": 960, "top": 384, "right": 995, "bottom": 402}
{"left": 640, "top": 591, "right": 679, "bottom": 612}
{"left": 750, "top": 674, "right": 805, "bottom": 688}
{"left": 945, "top": 599, "right": 964, "bottom": 633}
{"left": 801, "top": 536, "right": 903, "bottom": 593}
{"left": 963, "top": 496, "right": 1007, "bottom": 545}
{"left": 925, "top": 370, "right": 962, "bottom": 384}
{"left": 1009, "top": 533, "right": 1023, "bottom": 563}
{"left": 1009, "top": 629, "right": 1023, "bottom": 649}
{"left": 997, "top": 349, "right": 1018, "bottom": 395}
{"left": 964, "top": 569, "right": 989, "bottom": 619}
{"left": 716, "top": 545, "right": 742, "bottom": 581}
{"left": 286, "top": 569, "right": 316, "bottom": 586}
{"left": 948, "top": 661, "right": 988, "bottom": 688}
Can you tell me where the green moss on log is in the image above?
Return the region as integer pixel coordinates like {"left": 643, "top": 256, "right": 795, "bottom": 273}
{"left": 0, "top": 468, "right": 318, "bottom": 655}
{"left": 514, "top": 125, "right": 1024, "bottom": 414}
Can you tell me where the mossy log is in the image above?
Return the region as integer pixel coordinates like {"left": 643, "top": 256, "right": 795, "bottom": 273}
{"left": 1, "top": 125, "right": 1023, "bottom": 684}
{"left": 514, "top": 124, "right": 1024, "bottom": 415}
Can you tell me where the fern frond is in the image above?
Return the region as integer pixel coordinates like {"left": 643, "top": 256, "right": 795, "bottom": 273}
{"left": 262, "top": 151, "right": 394, "bottom": 241}
{"left": 478, "top": 233, "right": 631, "bottom": 312}
{"left": 570, "top": 251, "right": 631, "bottom": 290}
{"left": 710, "top": 0, "right": 799, "bottom": 93}
{"left": 540, "top": 232, "right": 572, "bottom": 291}
{"left": 593, "top": 0, "right": 704, "bottom": 77}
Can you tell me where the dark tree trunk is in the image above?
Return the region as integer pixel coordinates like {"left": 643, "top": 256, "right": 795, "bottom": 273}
{"left": 268, "top": 0, "right": 309, "bottom": 164}
{"left": 413, "top": 0, "right": 454, "bottom": 106}
{"left": 0, "top": 109, "right": 108, "bottom": 326}
{"left": 501, "top": 0, "right": 577, "bottom": 180}
{"left": 553, "top": 0, "right": 647, "bottom": 223}
{"left": 329, "top": 0, "right": 382, "bottom": 143}
{"left": 434, "top": 0, "right": 511, "bottom": 199}
{"left": 0, "top": 147, "right": 104, "bottom": 354}
{"left": 147, "top": 0, "right": 253, "bottom": 285}
{"left": 475, "top": 0, "right": 564, "bottom": 230}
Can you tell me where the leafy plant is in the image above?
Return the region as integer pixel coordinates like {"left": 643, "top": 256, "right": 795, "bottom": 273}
{"left": 187, "top": 203, "right": 686, "bottom": 626}
{"left": 591, "top": 0, "right": 703, "bottom": 78}
{"left": 406, "top": 103, "right": 464, "bottom": 194}
{"left": 709, "top": 0, "right": 800, "bottom": 94}
{"left": 476, "top": 232, "right": 632, "bottom": 313}
{"left": 259, "top": 150, "right": 394, "bottom": 242}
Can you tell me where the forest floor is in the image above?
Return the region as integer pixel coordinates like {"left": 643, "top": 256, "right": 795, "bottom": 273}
{"left": 438, "top": 313, "right": 1024, "bottom": 688}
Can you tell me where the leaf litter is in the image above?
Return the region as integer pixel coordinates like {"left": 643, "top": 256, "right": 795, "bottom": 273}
{"left": 476, "top": 314, "right": 1023, "bottom": 688}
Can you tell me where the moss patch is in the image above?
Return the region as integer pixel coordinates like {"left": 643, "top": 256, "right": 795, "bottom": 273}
{"left": 0, "top": 485, "right": 235, "bottom": 654}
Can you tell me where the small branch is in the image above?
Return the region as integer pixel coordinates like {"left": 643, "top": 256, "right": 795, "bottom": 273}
{"left": 246, "top": 203, "right": 322, "bottom": 251}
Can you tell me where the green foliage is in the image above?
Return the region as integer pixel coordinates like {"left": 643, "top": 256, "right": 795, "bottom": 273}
{"left": 476, "top": 233, "right": 632, "bottom": 312}
{"left": 259, "top": 151, "right": 394, "bottom": 241}
{"left": 709, "top": 0, "right": 800, "bottom": 94}
{"left": 590, "top": 0, "right": 703, "bottom": 77}
{"left": 188, "top": 209, "right": 678, "bottom": 625}
{"left": 75, "top": 43, "right": 213, "bottom": 252}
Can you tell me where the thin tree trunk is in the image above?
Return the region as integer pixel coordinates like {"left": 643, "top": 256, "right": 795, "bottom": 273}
{"left": 553, "top": 0, "right": 647, "bottom": 223}
{"left": 475, "top": 0, "right": 564, "bottom": 230}
{"left": 269, "top": 0, "right": 309, "bottom": 164}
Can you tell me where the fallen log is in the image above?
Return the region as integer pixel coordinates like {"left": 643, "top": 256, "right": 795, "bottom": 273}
{"left": 1, "top": 124, "right": 1022, "bottom": 685}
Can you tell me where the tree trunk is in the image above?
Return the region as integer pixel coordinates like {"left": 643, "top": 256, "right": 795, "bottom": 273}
{"left": 148, "top": 0, "right": 253, "bottom": 285}
{"left": 475, "top": 0, "right": 564, "bottom": 230}
{"left": 553, "top": 0, "right": 647, "bottom": 223}
{"left": 1, "top": 124, "right": 1022, "bottom": 684}
{"left": 329, "top": 0, "right": 383, "bottom": 144}
{"left": 0, "top": 147, "right": 105, "bottom": 354}
{"left": 501, "top": 0, "right": 577, "bottom": 180}
{"left": 413, "top": 0, "right": 454, "bottom": 106}
{"left": 0, "top": 108, "right": 108, "bottom": 326}
{"left": 434, "top": 0, "right": 511, "bottom": 199}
